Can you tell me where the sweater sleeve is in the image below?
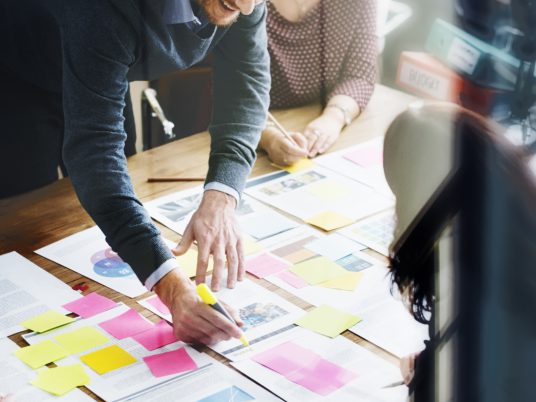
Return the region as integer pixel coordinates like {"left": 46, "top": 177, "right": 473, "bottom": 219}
{"left": 206, "top": 3, "right": 271, "bottom": 195}
{"left": 328, "top": 0, "right": 378, "bottom": 110}
{"left": 60, "top": 1, "right": 173, "bottom": 284}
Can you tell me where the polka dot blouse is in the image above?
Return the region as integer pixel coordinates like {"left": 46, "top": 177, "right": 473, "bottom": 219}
{"left": 267, "top": 0, "right": 378, "bottom": 110}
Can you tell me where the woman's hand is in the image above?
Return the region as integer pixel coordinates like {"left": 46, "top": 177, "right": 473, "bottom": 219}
{"left": 260, "top": 127, "right": 308, "bottom": 166}
{"left": 400, "top": 353, "right": 419, "bottom": 385}
{"left": 303, "top": 111, "right": 345, "bottom": 157}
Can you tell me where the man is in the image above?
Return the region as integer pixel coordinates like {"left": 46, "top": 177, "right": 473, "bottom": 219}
{"left": 0, "top": 0, "right": 270, "bottom": 345}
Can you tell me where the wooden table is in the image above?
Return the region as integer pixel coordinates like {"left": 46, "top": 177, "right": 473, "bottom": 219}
{"left": 0, "top": 84, "right": 415, "bottom": 400}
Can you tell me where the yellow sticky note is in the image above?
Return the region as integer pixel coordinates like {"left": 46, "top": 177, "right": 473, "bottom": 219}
{"left": 306, "top": 180, "right": 351, "bottom": 202}
{"left": 55, "top": 327, "right": 110, "bottom": 354}
{"left": 289, "top": 256, "right": 348, "bottom": 285}
{"left": 272, "top": 158, "right": 314, "bottom": 173}
{"left": 21, "top": 311, "right": 75, "bottom": 333}
{"left": 80, "top": 344, "right": 136, "bottom": 375}
{"left": 176, "top": 249, "right": 213, "bottom": 278}
{"left": 31, "top": 364, "right": 90, "bottom": 396}
{"left": 319, "top": 271, "right": 364, "bottom": 291}
{"left": 15, "top": 340, "right": 68, "bottom": 369}
{"left": 305, "top": 211, "right": 354, "bottom": 231}
{"left": 295, "top": 305, "right": 362, "bottom": 338}
{"left": 243, "top": 235, "right": 264, "bottom": 256}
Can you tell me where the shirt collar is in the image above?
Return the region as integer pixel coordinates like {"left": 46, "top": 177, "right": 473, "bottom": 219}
{"left": 163, "top": 0, "right": 200, "bottom": 25}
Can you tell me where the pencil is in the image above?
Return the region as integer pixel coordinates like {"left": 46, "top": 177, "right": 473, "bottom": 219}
{"left": 267, "top": 112, "right": 300, "bottom": 147}
{"left": 147, "top": 177, "right": 206, "bottom": 183}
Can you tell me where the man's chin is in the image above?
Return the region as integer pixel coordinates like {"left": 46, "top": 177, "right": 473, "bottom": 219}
{"left": 208, "top": 13, "right": 239, "bottom": 27}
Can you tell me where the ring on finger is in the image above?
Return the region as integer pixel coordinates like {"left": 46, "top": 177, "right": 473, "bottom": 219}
{"left": 310, "top": 129, "right": 322, "bottom": 137}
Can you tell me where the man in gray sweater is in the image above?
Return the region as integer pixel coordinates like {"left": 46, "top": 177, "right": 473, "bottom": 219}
{"left": 0, "top": 0, "right": 270, "bottom": 345}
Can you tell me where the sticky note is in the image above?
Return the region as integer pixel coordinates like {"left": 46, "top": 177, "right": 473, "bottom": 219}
{"left": 62, "top": 292, "right": 117, "bottom": 318}
{"left": 176, "top": 249, "right": 213, "bottom": 278}
{"left": 289, "top": 256, "right": 348, "bottom": 285}
{"left": 80, "top": 344, "right": 136, "bottom": 375}
{"left": 15, "top": 340, "right": 67, "bottom": 369}
{"left": 272, "top": 158, "right": 314, "bottom": 173}
{"left": 133, "top": 320, "right": 177, "bottom": 351}
{"left": 304, "top": 234, "right": 365, "bottom": 261}
{"left": 146, "top": 296, "right": 171, "bottom": 316}
{"left": 246, "top": 253, "right": 289, "bottom": 279}
{"left": 242, "top": 211, "right": 297, "bottom": 240}
{"left": 21, "top": 311, "right": 75, "bottom": 333}
{"left": 243, "top": 235, "right": 264, "bottom": 256}
{"left": 253, "top": 341, "right": 357, "bottom": 396}
{"left": 273, "top": 270, "right": 308, "bottom": 289}
{"left": 143, "top": 347, "right": 198, "bottom": 378}
{"left": 54, "top": 327, "right": 110, "bottom": 354}
{"left": 31, "top": 364, "right": 90, "bottom": 396}
{"left": 306, "top": 180, "right": 351, "bottom": 202}
{"left": 99, "top": 308, "right": 154, "bottom": 339}
{"left": 319, "top": 272, "right": 364, "bottom": 292}
{"left": 305, "top": 211, "right": 354, "bottom": 231}
{"left": 295, "top": 305, "right": 362, "bottom": 338}
{"left": 343, "top": 145, "right": 383, "bottom": 167}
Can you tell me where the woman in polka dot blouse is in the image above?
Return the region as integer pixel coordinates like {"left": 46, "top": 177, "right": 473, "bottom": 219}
{"left": 258, "top": 0, "right": 378, "bottom": 166}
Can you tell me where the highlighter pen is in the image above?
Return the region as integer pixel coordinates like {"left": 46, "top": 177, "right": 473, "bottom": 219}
{"left": 196, "top": 283, "right": 250, "bottom": 347}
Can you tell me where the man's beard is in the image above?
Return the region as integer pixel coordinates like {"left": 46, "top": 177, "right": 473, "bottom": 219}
{"left": 196, "top": 0, "right": 240, "bottom": 27}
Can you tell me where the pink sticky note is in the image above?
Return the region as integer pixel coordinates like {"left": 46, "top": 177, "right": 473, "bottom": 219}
{"left": 343, "top": 146, "right": 383, "bottom": 167}
{"left": 146, "top": 296, "right": 171, "bottom": 316}
{"left": 133, "top": 320, "right": 177, "bottom": 351}
{"left": 246, "top": 253, "right": 289, "bottom": 279}
{"left": 99, "top": 308, "right": 154, "bottom": 340}
{"left": 253, "top": 341, "right": 356, "bottom": 396}
{"left": 62, "top": 292, "right": 117, "bottom": 318}
{"left": 274, "top": 270, "right": 308, "bottom": 289}
{"left": 143, "top": 347, "right": 198, "bottom": 377}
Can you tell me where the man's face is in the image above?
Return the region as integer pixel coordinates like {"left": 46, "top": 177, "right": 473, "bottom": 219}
{"left": 197, "top": 0, "right": 258, "bottom": 26}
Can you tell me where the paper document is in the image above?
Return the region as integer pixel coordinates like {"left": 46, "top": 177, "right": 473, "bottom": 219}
{"left": 0, "top": 338, "right": 93, "bottom": 401}
{"left": 22, "top": 303, "right": 213, "bottom": 402}
{"left": 35, "top": 226, "right": 157, "bottom": 298}
{"left": 0, "top": 252, "right": 81, "bottom": 338}
{"left": 232, "top": 329, "right": 408, "bottom": 402}
{"left": 245, "top": 167, "right": 393, "bottom": 224}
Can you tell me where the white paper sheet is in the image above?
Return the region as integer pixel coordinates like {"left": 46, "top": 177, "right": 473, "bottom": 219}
{"left": 145, "top": 187, "right": 298, "bottom": 239}
{"left": 35, "top": 227, "right": 152, "bottom": 298}
{"left": 0, "top": 252, "right": 81, "bottom": 338}
{"left": 245, "top": 167, "right": 393, "bottom": 223}
{"left": 22, "top": 303, "right": 215, "bottom": 402}
{"left": 0, "top": 338, "right": 93, "bottom": 401}
{"left": 139, "top": 278, "right": 304, "bottom": 362}
{"left": 304, "top": 233, "right": 366, "bottom": 260}
{"left": 232, "top": 329, "right": 408, "bottom": 402}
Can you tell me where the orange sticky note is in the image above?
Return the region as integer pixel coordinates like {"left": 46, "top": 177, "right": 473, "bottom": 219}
{"left": 305, "top": 211, "right": 354, "bottom": 231}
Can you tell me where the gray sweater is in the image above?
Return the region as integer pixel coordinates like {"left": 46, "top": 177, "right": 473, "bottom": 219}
{"left": 0, "top": 0, "right": 270, "bottom": 282}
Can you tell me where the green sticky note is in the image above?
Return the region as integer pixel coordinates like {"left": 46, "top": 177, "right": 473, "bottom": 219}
{"left": 15, "top": 340, "right": 68, "bottom": 369}
{"left": 21, "top": 311, "right": 75, "bottom": 333}
{"left": 289, "top": 256, "right": 348, "bottom": 285}
{"left": 31, "top": 364, "right": 90, "bottom": 396}
{"left": 295, "top": 305, "right": 362, "bottom": 338}
{"left": 55, "top": 326, "right": 110, "bottom": 354}
{"left": 80, "top": 344, "right": 136, "bottom": 375}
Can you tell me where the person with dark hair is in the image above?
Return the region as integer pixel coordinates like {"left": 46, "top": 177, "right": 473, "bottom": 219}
{"left": 258, "top": 0, "right": 378, "bottom": 166}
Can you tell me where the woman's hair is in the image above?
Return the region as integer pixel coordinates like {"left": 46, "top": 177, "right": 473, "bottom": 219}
{"left": 385, "top": 104, "right": 518, "bottom": 324}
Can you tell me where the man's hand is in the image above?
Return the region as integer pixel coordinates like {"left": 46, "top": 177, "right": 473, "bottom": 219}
{"left": 173, "top": 190, "right": 245, "bottom": 291}
{"left": 154, "top": 268, "right": 244, "bottom": 344}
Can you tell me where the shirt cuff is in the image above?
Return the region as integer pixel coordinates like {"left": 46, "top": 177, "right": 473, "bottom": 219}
{"left": 144, "top": 258, "right": 180, "bottom": 291}
{"left": 204, "top": 181, "right": 240, "bottom": 204}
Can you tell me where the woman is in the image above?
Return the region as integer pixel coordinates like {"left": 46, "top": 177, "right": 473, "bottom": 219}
{"left": 259, "top": 0, "right": 378, "bottom": 166}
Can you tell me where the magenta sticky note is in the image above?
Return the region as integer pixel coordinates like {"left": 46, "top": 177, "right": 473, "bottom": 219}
{"left": 133, "top": 320, "right": 177, "bottom": 351}
{"left": 146, "top": 296, "right": 171, "bottom": 316}
{"left": 246, "top": 253, "right": 289, "bottom": 279}
{"left": 62, "top": 292, "right": 117, "bottom": 318}
{"left": 274, "top": 270, "right": 308, "bottom": 289}
{"left": 143, "top": 347, "right": 198, "bottom": 377}
{"left": 99, "top": 308, "right": 154, "bottom": 340}
{"left": 343, "top": 146, "right": 383, "bottom": 167}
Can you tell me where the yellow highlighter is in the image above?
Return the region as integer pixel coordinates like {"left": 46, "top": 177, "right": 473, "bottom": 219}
{"left": 196, "top": 283, "right": 250, "bottom": 348}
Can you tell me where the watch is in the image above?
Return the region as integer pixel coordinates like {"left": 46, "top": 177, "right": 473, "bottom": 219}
{"left": 326, "top": 104, "right": 352, "bottom": 126}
